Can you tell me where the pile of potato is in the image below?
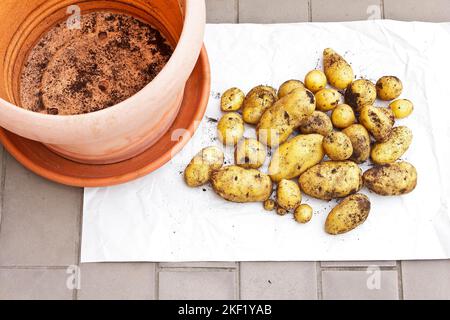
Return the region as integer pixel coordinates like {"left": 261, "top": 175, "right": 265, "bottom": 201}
{"left": 184, "top": 48, "right": 417, "bottom": 235}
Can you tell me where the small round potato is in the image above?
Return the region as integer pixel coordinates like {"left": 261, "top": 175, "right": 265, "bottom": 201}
{"left": 304, "top": 70, "right": 327, "bottom": 93}
{"left": 277, "top": 179, "right": 302, "bottom": 210}
{"left": 184, "top": 147, "right": 224, "bottom": 187}
{"left": 299, "top": 111, "right": 333, "bottom": 136}
{"left": 276, "top": 206, "right": 288, "bottom": 216}
{"left": 331, "top": 104, "right": 356, "bottom": 129}
{"left": 217, "top": 112, "right": 244, "bottom": 146}
{"left": 235, "top": 138, "right": 267, "bottom": 169}
{"left": 242, "top": 87, "right": 277, "bottom": 124}
{"left": 376, "top": 76, "right": 403, "bottom": 101}
{"left": 389, "top": 99, "right": 414, "bottom": 119}
{"left": 263, "top": 199, "right": 276, "bottom": 211}
{"left": 342, "top": 124, "right": 371, "bottom": 163}
{"left": 294, "top": 204, "right": 313, "bottom": 224}
{"left": 278, "top": 80, "right": 305, "bottom": 99}
{"left": 344, "top": 79, "right": 377, "bottom": 112}
{"left": 315, "top": 88, "right": 341, "bottom": 112}
{"left": 221, "top": 87, "right": 245, "bottom": 112}
{"left": 323, "top": 131, "right": 353, "bottom": 160}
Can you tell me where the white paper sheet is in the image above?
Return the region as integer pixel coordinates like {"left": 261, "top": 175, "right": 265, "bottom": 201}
{"left": 82, "top": 21, "right": 450, "bottom": 262}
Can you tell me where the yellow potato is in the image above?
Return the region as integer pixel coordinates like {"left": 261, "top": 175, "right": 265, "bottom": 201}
{"left": 325, "top": 194, "right": 371, "bottom": 235}
{"left": 278, "top": 80, "right": 305, "bottom": 99}
{"left": 277, "top": 179, "right": 302, "bottom": 210}
{"left": 342, "top": 124, "right": 371, "bottom": 163}
{"left": 235, "top": 138, "right": 267, "bottom": 169}
{"left": 371, "top": 126, "right": 413, "bottom": 164}
{"left": 269, "top": 134, "right": 324, "bottom": 182}
{"left": 380, "top": 107, "right": 395, "bottom": 127}
{"left": 294, "top": 204, "right": 313, "bottom": 224}
{"left": 257, "top": 87, "right": 316, "bottom": 147}
{"left": 217, "top": 112, "right": 244, "bottom": 146}
{"left": 299, "top": 111, "right": 333, "bottom": 136}
{"left": 221, "top": 87, "right": 245, "bottom": 112}
{"left": 331, "top": 104, "right": 355, "bottom": 129}
{"left": 344, "top": 79, "right": 376, "bottom": 112}
{"left": 263, "top": 199, "right": 276, "bottom": 211}
{"left": 211, "top": 166, "right": 273, "bottom": 203}
{"left": 276, "top": 206, "right": 288, "bottom": 216}
{"left": 184, "top": 147, "right": 224, "bottom": 187}
{"left": 323, "top": 131, "right": 353, "bottom": 161}
{"left": 299, "top": 161, "right": 363, "bottom": 200}
{"left": 315, "top": 88, "right": 341, "bottom": 112}
{"left": 248, "top": 85, "right": 277, "bottom": 98}
{"left": 304, "top": 70, "right": 327, "bottom": 93}
{"left": 376, "top": 76, "right": 403, "bottom": 101}
{"left": 359, "top": 106, "right": 393, "bottom": 142}
{"left": 389, "top": 99, "right": 414, "bottom": 119}
{"left": 363, "top": 161, "right": 417, "bottom": 196}
{"left": 323, "top": 48, "right": 354, "bottom": 90}
{"left": 242, "top": 87, "right": 277, "bottom": 124}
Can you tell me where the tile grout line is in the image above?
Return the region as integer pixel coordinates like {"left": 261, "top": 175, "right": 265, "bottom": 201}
{"left": 396, "top": 261, "right": 404, "bottom": 300}
{"left": 315, "top": 262, "right": 323, "bottom": 300}
{"left": 308, "top": 0, "right": 313, "bottom": 22}
{"left": 380, "top": 0, "right": 386, "bottom": 19}
{"left": 155, "top": 263, "right": 160, "bottom": 300}
{"left": 0, "top": 266, "right": 69, "bottom": 270}
{"left": 237, "top": 262, "right": 241, "bottom": 300}
{"left": 236, "top": 0, "right": 240, "bottom": 23}
{"left": 73, "top": 188, "right": 84, "bottom": 300}
{"left": 320, "top": 265, "right": 398, "bottom": 271}
{"left": 157, "top": 266, "right": 238, "bottom": 272}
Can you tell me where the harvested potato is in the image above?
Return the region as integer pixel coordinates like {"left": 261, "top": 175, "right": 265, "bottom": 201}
{"left": 342, "top": 124, "right": 371, "bottom": 163}
{"left": 257, "top": 87, "right": 316, "bottom": 147}
{"left": 363, "top": 161, "right": 417, "bottom": 196}
{"left": 235, "top": 138, "right": 267, "bottom": 169}
{"left": 371, "top": 126, "right": 413, "bottom": 164}
{"left": 299, "top": 111, "right": 333, "bottom": 136}
{"left": 331, "top": 104, "right": 356, "bottom": 129}
{"left": 294, "top": 204, "right": 313, "bottom": 224}
{"left": 380, "top": 107, "right": 395, "bottom": 127}
{"left": 221, "top": 87, "right": 245, "bottom": 112}
{"left": 211, "top": 166, "right": 273, "bottom": 203}
{"left": 276, "top": 206, "right": 288, "bottom": 216}
{"left": 278, "top": 80, "right": 305, "bottom": 99}
{"left": 344, "top": 79, "right": 377, "bottom": 112}
{"left": 242, "top": 87, "right": 277, "bottom": 124}
{"left": 184, "top": 147, "right": 224, "bottom": 187}
{"left": 359, "top": 105, "right": 393, "bottom": 142}
{"left": 263, "top": 199, "right": 276, "bottom": 211}
{"left": 217, "top": 112, "right": 244, "bottom": 146}
{"left": 299, "top": 161, "right": 363, "bottom": 200}
{"left": 323, "top": 131, "right": 353, "bottom": 160}
{"left": 248, "top": 85, "right": 277, "bottom": 98}
{"left": 323, "top": 48, "right": 354, "bottom": 90}
{"left": 376, "top": 76, "right": 403, "bottom": 101}
{"left": 304, "top": 70, "right": 327, "bottom": 93}
{"left": 277, "top": 179, "right": 302, "bottom": 210}
{"left": 315, "top": 88, "right": 341, "bottom": 112}
{"left": 269, "top": 134, "right": 324, "bottom": 182}
{"left": 390, "top": 99, "right": 414, "bottom": 119}
{"left": 325, "top": 194, "right": 371, "bottom": 235}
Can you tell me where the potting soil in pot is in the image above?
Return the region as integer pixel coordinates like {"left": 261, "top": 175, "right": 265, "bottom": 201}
{"left": 20, "top": 11, "right": 173, "bottom": 115}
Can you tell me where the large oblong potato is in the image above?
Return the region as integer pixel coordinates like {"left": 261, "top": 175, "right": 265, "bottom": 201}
{"left": 371, "top": 126, "right": 413, "bottom": 164}
{"left": 376, "top": 76, "right": 403, "bottom": 101}
{"left": 299, "top": 161, "right": 363, "bottom": 200}
{"left": 184, "top": 147, "right": 224, "bottom": 187}
{"left": 217, "top": 112, "right": 244, "bottom": 146}
{"left": 235, "top": 138, "right": 267, "bottom": 169}
{"left": 277, "top": 179, "right": 302, "bottom": 210}
{"left": 342, "top": 124, "right": 371, "bottom": 163}
{"left": 323, "top": 48, "right": 354, "bottom": 90}
{"left": 323, "top": 131, "right": 353, "bottom": 161}
{"left": 242, "top": 87, "right": 277, "bottom": 124}
{"left": 359, "top": 105, "right": 393, "bottom": 142}
{"left": 221, "top": 87, "right": 245, "bottom": 112}
{"left": 325, "top": 194, "right": 371, "bottom": 235}
{"left": 211, "top": 166, "right": 273, "bottom": 203}
{"left": 363, "top": 161, "right": 417, "bottom": 196}
{"left": 298, "top": 111, "right": 333, "bottom": 136}
{"left": 268, "top": 134, "right": 324, "bottom": 182}
{"left": 257, "top": 87, "right": 316, "bottom": 147}
{"left": 278, "top": 80, "right": 305, "bottom": 99}
{"left": 344, "top": 79, "right": 377, "bottom": 112}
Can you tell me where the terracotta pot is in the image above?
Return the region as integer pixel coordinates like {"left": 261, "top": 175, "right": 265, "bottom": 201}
{"left": 0, "top": 0, "right": 206, "bottom": 164}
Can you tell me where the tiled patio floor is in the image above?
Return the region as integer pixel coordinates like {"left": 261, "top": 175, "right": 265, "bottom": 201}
{"left": 0, "top": 0, "right": 449, "bottom": 300}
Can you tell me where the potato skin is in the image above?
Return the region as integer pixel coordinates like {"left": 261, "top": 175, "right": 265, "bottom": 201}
{"left": 184, "top": 147, "right": 224, "bottom": 187}
{"left": 342, "top": 124, "right": 371, "bottom": 163}
{"left": 257, "top": 87, "right": 316, "bottom": 147}
{"left": 299, "top": 161, "right": 363, "bottom": 200}
{"left": 211, "top": 166, "right": 273, "bottom": 203}
{"left": 304, "top": 70, "right": 327, "bottom": 93}
{"left": 221, "top": 87, "right": 245, "bottom": 112}
{"left": 344, "top": 79, "right": 377, "bottom": 112}
{"left": 390, "top": 99, "right": 413, "bottom": 119}
{"left": 363, "top": 161, "right": 417, "bottom": 196}
{"left": 323, "top": 131, "right": 353, "bottom": 161}
{"left": 242, "top": 87, "right": 277, "bottom": 124}
{"left": 323, "top": 48, "right": 354, "bottom": 90}
{"left": 325, "top": 194, "right": 371, "bottom": 235}
{"left": 235, "top": 138, "right": 267, "bottom": 169}
{"left": 371, "top": 126, "right": 413, "bottom": 164}
{"left": 315, "top": 88, "right": 341, "bottom": 112}
{"left": 248, "top": 85, "right": 277, "bottom": 98}
{"left": 269, "top": 134, "right": 324, "bottom": 182}
{"left": 298, "top": 111, "right": 333, "bottom": 136}
{"left": 380, "top": 107, "right": 395, "bottom": 127}
{"left": 331, "top": 104, "right": 356, "bottom": 129}
{"left": 277, "top": 179, "right": 302, "bottom": 210}
{"left": 376, "top": 76, "right": 403, "bottom": 101}
{"left": 263, "top": 199, "right": 276, "bottom": 211}
{"left": 294, "top": 204, "right": 313, "bottom": 223}
{"left": 278, "top": 80, "right": 305, "bottom": 99}
{"left": 359, "top": 105, "right": 393, "bottom": 142}
{"left": 217, "top": 112, "right": 244, "bottom": 146}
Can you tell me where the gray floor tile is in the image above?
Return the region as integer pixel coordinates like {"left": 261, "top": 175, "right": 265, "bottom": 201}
{"left": 384, "top": 0, "right": 450, "bottom": 22}
{"left": 207, "top": 0, "right": 238, "bottom": 23}
{"left": 159, "top": 262, "right": 237, "bottom": 268}
{"left": 321, "top": 261, "right": 397, "bottom": 267}
{"left": 312, "top": 0, "right": 383, "bottom": 21}
{"left": 239, "top": 0, "right": 310, "bottom": 23}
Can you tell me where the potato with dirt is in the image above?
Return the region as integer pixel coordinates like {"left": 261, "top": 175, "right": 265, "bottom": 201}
{"left": 304, "top": 70, "right": 327, "bottom": 93}
{"left": 277, "top": 179, "right": 302, "bottom": 210}
{"left": 344, "top": 79, "right": 377, "bottom": 112}
{"left": 323, "top": 48, "right": 354, "bottom": 90}
{"left": 184, "top": 147, "right": 224, "bottom": 187}
{"left": 359, "top": 105, "right": 393, "bottom": 142}
{"left": 242, "top": 87, "right": 277, "bottom": 124}
{"left": 278, "top": 80, "right": 305, "bottom": 99}
{"left": 325, "top": 193, "right": 371, "bottom": 235}
{"left": 371, "top": 126, "right": 413, "bottom": 164}
{"left": 298, "top": 111, "right": 333, "bottom": 136}
{"left": 342, "top": 124, "right": 371, "bottom": 163}
{"left": 217, "top": 112, "right": 244, "bottom": 146}
{"left": 331, "top": 104, "right": 356, "bottom": 129}
{"left": 299, "top": 161, "right": 363, "bottom": 200}
{"left": 363, "top": 161, "right": 417, "bottom": 196}
{"left": 315, "top": 88, "right": 341, "bottom": 112}
{"left": 263, "top": 199, "right": 276, "bottom": 211}
{"left": 235, "top": 138, "right": 267, "bottom": 169}
{"left": 294, "top": 204, "right": 313, "bottom": 224}
{"left": 389, "top": 99, "right": 414, "bottom": 119}
{"left": 323, "top": 131, "right": 353, "bottom": 161}
{"left": 211, "top": 166, "right": 273, "bottom": 203}
{"left": 376, "top": 76, "right": 403, "bottom": 101}
{"left": 221, "top": 87, "right": 245, "bottom": 112}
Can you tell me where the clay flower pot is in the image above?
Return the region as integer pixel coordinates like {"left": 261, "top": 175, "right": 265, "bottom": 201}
{"left": 0, "top": 0, "right": 206, "bottom": 164}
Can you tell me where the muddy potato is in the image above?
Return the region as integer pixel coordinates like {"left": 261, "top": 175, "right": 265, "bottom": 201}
{"left": 331, "top": 104, "right": 356, "bottom": 129}
{"left": 363, "top": 161, "right": 417, "bottom": 196}
{"left": 278, "top": 80, "right": 305, "bottom": 99}
{"left": 325, "top": 194, "right": 371, "bottom": 235}
{"left": 277, "top": 179, "right": 302, "bottom": 210}
{"left": 235, "top": 138, "right": 267, "bottom": 169}
{"left": 248, "top": 85, "right": 277, "bottom": 98}
{"left": 390, "top": 99, "right": 414, "bottom": 119}
{"left": 304, "top": 70, "right": 327, "bottom": 93}
{"left": 342, "top": 124, "right": 371, "bottom": 163}
{"left": 263, "top": 199, "right": 276, "bottom": 211}
{"left": 217, "top": 112, "right": 244, "bottom": 146}
{"left": 257, "top": 87, "right": 316, "bottom": 147}
{"left": 299, "top": 161, "right": 363, "bottom": 200}
{"left": 315, "top": 88, "right": 341, "bottom": 112}
{"left": 299, "top": 111, "right": 333, "bottom": 136}
{"left": 359, "top": 105, "right": 393, "bottom": 142}
{"left": 371, "top": 126, "right": 413, "bottom": 164}
{"left": 323, "top": 48, "right": 354, "bottom": 90}
{"left": 269, "top": 134, "right": 324, "bottom": 182}
{"left": 211, "top": 166, "right": 273, "bottom": 203}
{"left": 380, "top": 107, "right": 395, "bottom": 127}
{"left": 376, "top": 76, "right": 403, "bottom": 101}
{"left": 323, "top": 132, "right": 353, "bottom": 160}
{"left": 184, "top": 147, "right": 224, "bottom": 187}
{"left": 294, "top": 204, "right": 313, "bottom": 223}
{"left": 242, "top": 87, "right": 277, "bottom": 124}
{"left": 221, "top": 87, "right": 245, "bottom": 112}
{"left": 344, "top": 79, "right": 377, "bottom": 112}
